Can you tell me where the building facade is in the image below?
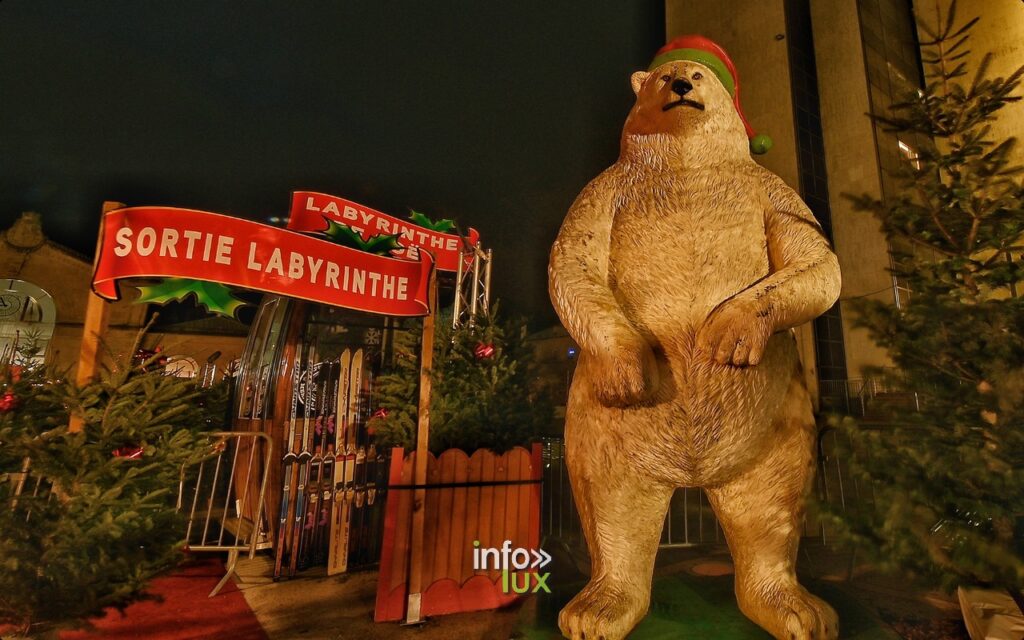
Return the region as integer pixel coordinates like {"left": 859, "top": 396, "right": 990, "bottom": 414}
{"left": 0, "top": 212, "right": 247, "bottom": 377}
{"left": 666, "top": 0, "right": 1023, "bottom": 408}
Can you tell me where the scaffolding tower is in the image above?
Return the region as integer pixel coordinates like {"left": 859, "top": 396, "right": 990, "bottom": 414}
{"left": 451, "top": 244, "right": 492, "bottom": 329}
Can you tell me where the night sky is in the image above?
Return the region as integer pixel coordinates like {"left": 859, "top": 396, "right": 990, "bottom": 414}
{"left": 0, "top": 1, "right": 664, "bottom": 327}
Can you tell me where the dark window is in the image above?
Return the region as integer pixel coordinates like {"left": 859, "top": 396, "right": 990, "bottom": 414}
{"left": 784, "top": 0, "right": 849, "bottom": 387}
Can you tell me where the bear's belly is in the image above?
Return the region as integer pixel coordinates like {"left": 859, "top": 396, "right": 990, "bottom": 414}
{"left": 661, "top": 332, "right": 798, "bottom": 485}
{"left": 594, "top": 178, "right": 800, "bottom": 485}
{"left": 573, "top": 333, "right": 798, "bottom": 487}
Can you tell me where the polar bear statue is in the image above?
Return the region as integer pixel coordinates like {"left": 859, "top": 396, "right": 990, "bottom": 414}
{"left": 548, "top": 35, "right": 842, "bottom": 640}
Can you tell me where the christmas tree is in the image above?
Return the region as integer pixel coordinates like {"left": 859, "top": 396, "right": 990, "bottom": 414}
{"left": 825, "top": 2, "right": 1024, "bottom": 595}
{"left": 0, "top": 335, "right": 228, "bottom": 637}
{"left": 369, "top": 305, "right": 554, "bottom": 454}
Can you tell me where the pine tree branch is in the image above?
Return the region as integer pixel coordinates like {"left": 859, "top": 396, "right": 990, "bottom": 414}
{"left": 896, "top": 350, "right": 975, "bottom": 389}
{"left": 897, "top": 231, "right": 960, "bottom": 260}
{"left": 934, "top": 0, "right": 951, "bottom": 96}
{"left": 915, "top": 183, "right": 961, "bottom": 251}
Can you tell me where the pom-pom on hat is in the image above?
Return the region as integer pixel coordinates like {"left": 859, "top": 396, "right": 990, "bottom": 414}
{"left": 649, "top": 35, "right": 772, "bottom": 155}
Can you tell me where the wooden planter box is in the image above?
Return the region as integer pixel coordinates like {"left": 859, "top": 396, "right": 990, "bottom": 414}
{"left": 374, "top": 444, "right": 542, "bottom": 622}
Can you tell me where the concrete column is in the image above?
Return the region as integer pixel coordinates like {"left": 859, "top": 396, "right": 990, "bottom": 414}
{"left": 811, "top": 0, "right": 895, "bottom": 379}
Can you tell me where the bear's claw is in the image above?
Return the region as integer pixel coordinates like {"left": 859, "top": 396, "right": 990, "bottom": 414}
{"left": 558, "top": 580, "right": 648, "bottom": 640}
{"left": 592, "top": 341, "right": 659, "bottom": 407}
{"left": 738, "top": 582, "right": 839, "bottom": 640}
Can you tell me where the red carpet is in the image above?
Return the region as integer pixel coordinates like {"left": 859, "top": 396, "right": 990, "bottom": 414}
{"left": 59, "top": 559, "right": 267, "bottom": 640}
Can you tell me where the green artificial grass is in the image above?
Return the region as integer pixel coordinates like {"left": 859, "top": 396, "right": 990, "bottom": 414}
{"left": 515, "top": 573, "right": 901, "bottom": 639}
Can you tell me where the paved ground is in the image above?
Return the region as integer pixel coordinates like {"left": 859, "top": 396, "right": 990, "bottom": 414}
{"left": 233, "top": 544, "right": 968, "bottom": 640}
{"left": 235, "top": 556, "right": 521, "bottom": 640}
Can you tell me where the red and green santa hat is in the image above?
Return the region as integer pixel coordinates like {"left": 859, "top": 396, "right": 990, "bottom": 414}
{"left": 649, "top": 34, "right": 773, "bottom": 155}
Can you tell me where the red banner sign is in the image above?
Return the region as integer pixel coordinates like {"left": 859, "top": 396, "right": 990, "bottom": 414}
{"left": 287, "top": 191, "right": 479, "bottom": 272}
{"left": 92, "top": 207, "right": 434, "bottom": 317}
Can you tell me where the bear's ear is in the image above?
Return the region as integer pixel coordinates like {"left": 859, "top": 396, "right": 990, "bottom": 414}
{"left": 630, "top": 71, "right": 650, "bottom": 95}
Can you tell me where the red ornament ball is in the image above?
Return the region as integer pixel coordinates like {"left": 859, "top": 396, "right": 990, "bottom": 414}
{"left": 474, "top": 342, "right": 495, "bottom": 359}
{"left": 0, "top": 391, "right": 19, "bottom": 412}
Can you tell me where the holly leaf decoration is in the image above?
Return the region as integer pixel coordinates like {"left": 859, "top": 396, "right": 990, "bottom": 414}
{"left": 409, "top": 210, "right": 455, "bottom": 233}
{"left": 135, "top": 278, "right": 249, "bottom": 318}
{"left": 323, "top": 219, "right": 402, "bottom": 255}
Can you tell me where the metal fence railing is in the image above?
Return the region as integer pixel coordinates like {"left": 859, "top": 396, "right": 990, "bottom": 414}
{"left": 660, "top": 485, "right": 725, "bottom": 548}
{"left": 540, "top": 438, "right": 583, "bottom": 548}
{"left": 818, "top": 378, "right": 860, "bottom": 415}
{"left": 540, "top": 427, "right": 866, "bottom": 556}
{"left": 6, "top": 456, "right": 50, "bottom": 516}
{"left": 177, "top": 431, "right": 273, "bottom": 596}
{"left": 820, "top": 370, "right": 922, "bottom": 418}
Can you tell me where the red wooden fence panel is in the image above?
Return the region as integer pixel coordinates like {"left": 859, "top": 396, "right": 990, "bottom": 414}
{"left": 374, "top": 444, "right": 543, "bottom": 622}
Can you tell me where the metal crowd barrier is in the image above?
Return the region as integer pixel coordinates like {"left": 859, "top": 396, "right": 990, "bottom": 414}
{"left": 177, "top": 431, "right": 272, "bottom": 596}
{"left": 6, "top": 456, "right": 51, "bottom": 516}
{"left": 540, "top": 438, "right": 726, "bottom": 550}
{"left": 541, "top": 430, "right": 865, "bottom": 554}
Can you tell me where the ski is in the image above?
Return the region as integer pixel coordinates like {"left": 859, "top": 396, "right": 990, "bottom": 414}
{"left": 329, "top": 347, "right": 362, "bottom": 575}
{"left": 326, "top": 349, "right": 352, "bottom": 575}
{"left": 368, "top": 447, "right": 388, "bottom": 564}
{"left": 349, "top": 365, "right": 369, "bottom": 567}
{"left": 362, "top": 442, "right": 379, "bottom": 566}
{"left": 300, "top": 357, "right": 333, "bottom": 567}
{"left": 349, "top": 445, "right": 367, "bottom": 566}
{"left": 273, "top": 339, "right": 305, "bottom": 581}
{"left": 354, "top": 370, "right": 379, "bottom": 567}
{"left": 287, "top": 336, "right": 318, "bottom": 577}
{"left": 312, "top": 358, "right": 339, "bottom": 564}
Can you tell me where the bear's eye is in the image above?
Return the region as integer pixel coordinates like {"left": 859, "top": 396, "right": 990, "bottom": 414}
{"left": 661, "top": 75, "right": 672, "bottom": 83}
{"left": 692, "top": 71, "right": 703, "bottom": 80}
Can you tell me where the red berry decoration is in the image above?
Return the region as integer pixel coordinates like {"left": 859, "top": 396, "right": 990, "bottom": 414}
{"left": 474, "top": 342, "right": 495, "bottom": 360}
{"left": 0, "top": 390, "right": 19, "bottom": 413}
{"left": 133, "top": 346, "right": 168, "bottom": 368}
{"left": 112, "top": 446, "right": 144, "bottom": 459}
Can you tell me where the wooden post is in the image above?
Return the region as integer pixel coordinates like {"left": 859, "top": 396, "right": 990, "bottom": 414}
{"left": 69, "top": 200, "right": 122, "bottom": 433}
{"left": 404, "top": 270, "right": 437, "bottom": 624}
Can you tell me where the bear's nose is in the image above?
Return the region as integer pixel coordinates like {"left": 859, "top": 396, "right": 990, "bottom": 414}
{"left": 671, "top": 78, "right": 693, "bottom": 96}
